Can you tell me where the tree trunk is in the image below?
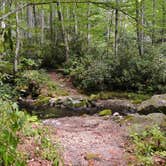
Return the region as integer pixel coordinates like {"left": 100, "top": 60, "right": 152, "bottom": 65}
{"left": 87, "top": 2, "right": 91, "bottom": 46}
{"left": 27, "top": 5, "right": 33, "bottom": 38}
{"left": 73, "top": 2, "right": 78, "bottom": 35}
{"left": 57, "top": 1, "right": 70, "bottom": 62}
{"left": 140, "top": 0, "right": 144, "bottom": 56}
{"left": 161, "top": 0, "right": 166, "bottom": 43}
{"left": 136, "top": 0, "right": 142, "bottom": 56}
{"left": 14, "top": 9, "right": 20, "bottom": 74}
{"left": 106, "top": 10, "right": 113, "bottom": 56}
{"left": 41, "top": 9, "right": 45, "bottom": 44}
{"left": 152, "top": 0, "right": 156, "bottom": 45}
{"left": 114, "top": 0, "right": 119, "bottom": 57}
{"left": 49, "top": 4, "right": 54, "bottom": 41}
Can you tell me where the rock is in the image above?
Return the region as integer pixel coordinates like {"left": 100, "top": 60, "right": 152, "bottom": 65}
{"left": 122, "top": 113, "right": 166, "bottom": 133}
{"left": 113, "top": 112, "right": 120, "bottom": 116}
{"left": 95, "top": 99, "right": 136, "bottom": 115}
{"left": 84, "top": 153, "right": 101, "bottom": 161}
{"left": 138, "top": 94, "right": 166, "bottom": 114}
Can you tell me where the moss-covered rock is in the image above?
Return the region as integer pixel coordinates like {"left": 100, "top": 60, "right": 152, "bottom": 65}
{"left": 138, "top": 94, "right": 166, "bottom": 114}
{"left": 89, "top": 94, "right": 100, "bottom": 101}
{"left": 95, "top": 99, "right": 136, "bottom": 115}
{"left": 99, "top": 109, "right": 112, "bottom": 116}
{"left": 34, "top": 96, "right": 51, "bottom": 106}
{"left": 122, "top": 113, "right": 166, "bottom": 134}
{"left": 89, "top": 91, "right": 150, "bottom": 102}
{"left": 84, "top": 153, "right": 101, "bottom": 161}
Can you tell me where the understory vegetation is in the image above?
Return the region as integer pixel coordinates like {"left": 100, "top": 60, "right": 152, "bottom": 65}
{"left": 130, "top": 126, "right": 166, "bottom": 165}
{"left": 68, "top": 45, "right": 166, "bottom": 93}
{"left": 0, "top": 0, "right": 166, "bottom": 165}
{"left": 0, "top": 99, "right": 62, "bottom": 166}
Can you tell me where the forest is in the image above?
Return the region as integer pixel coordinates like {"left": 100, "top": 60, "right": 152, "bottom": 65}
{"left": 0, "top": 0, "right": 166, "bottom": 165}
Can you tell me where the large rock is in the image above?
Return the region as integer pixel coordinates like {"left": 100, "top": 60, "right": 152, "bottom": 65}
{"left": 138, "top": 94, "right": 166, "bottom": 114}
{"left": 95, "top": 99, "right": 136, "bottom": 115}
{"left": 121, "top": 113, "right": 166, "bottom": 133}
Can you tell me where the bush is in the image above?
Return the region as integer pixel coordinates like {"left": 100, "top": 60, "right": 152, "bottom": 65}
{"left": 41, "top": 42, "right": 66, "bottom": 68}
{"left": 0, "top": 100, "right": 26, "bottom": 165}
{"left": 131, "top": 126, "right": 166, "bottom": 165}
{"left": 19, "top": 58, "right": 39, "bottom": 70}
{"left": 15, "top": 70, "right": 51, "bottom": 98}
{"left": 68, "top": 49, "right": 166, "bottom": 93}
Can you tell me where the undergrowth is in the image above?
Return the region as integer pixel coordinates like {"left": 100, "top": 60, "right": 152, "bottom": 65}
{"left": 0, "top": 98, "right": 62, "bottom": 165}
{"left": 130, "top": 126, "right": 166, "bottom": 165}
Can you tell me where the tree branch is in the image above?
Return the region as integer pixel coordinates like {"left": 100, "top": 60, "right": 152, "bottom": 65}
{"left": 0, "top": 1, "right": 136, "bottom": 21}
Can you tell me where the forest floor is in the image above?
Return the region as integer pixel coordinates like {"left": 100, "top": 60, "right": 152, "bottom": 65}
{"left": 43, "top": 116, "right": 129, "bottom": 166}
{"left": 41, "top": 71, "right": 131, "bottom": 166}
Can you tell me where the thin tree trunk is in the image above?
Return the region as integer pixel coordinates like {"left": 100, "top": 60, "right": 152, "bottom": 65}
{"left": 57, "top": 1, "right": 70, "bottom": 62}
{"left": 140, "top": 0, "right": 144, "bottom": 56}
{"left": 66, "top": 6, "right": 70, "bottom": 41}
{"left": 136, "top": 0, "right": 142, "bottom": 56}
{"left": 152, "top": 0, "right": 156, "bottom": 45}
{"left": 14, "top": 9, "right": 20, "bottom": 74}
{"left": 106, "top": 10, "right": 113, "bottom": 56}
{"left": 41, "top": 9, "right": 45, "bottom": 44}
{"left": 50, "top": 4, "right": 54, "bottom": 41}
{"left": 161, "top": 0, "right": 166, "bottom": 43}
{"left": 33, "top": 5, "right": 37, "bottom": 42}
{"left": 27, "top": 5, "right": 33, "bottom": 38}
{"left": 87, "top": 2, "right": 91, "bottom": 46}
{"left": 73, "top": 2, "right": 78, "bottom": 35}
{"left": 114, "top": 0, "right": 119, "bottom": 57}
{"left": 33, "top": 5, "right": 37, "bottom": 27}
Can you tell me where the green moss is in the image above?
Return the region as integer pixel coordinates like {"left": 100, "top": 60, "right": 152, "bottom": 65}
{"left": 99, "top": 109, "right": 112, "bottom": 116}
{"left": 89, "top": 94, "right": 100, "bottom": 101}
{"left": 89, "top": 91, "right": 151, "bottom": 103}
{"left": 120, "top": 115, "right": 134, "bottom": 124}
{"left": 85, "top": 153, "right": 100, "bottom": 160}
{"left": 132, "top": 99, "right": 143, "bottom": 104}
{"left": 72, "top": 99, "right": 87, "bottom": 108}
{"left": 34, "top": 95, "right": 51, "bottom": 106}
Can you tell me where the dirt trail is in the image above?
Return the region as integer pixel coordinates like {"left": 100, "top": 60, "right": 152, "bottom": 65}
{"left": 44, "top": 71, "right": 129, "bottom": 165}
{"left": 43, "top": 116, "right": 128, "bottom": 166}
{"left": 48, "top": 71, "right": 83, "bottom": 96}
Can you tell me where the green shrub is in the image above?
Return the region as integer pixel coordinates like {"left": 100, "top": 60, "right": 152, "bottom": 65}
{"left": 15, "top": 70, "right": 68, "bottom": 98}
{"left": 130, "top": 126, "right": 166, "bottom": 165}
{"left": 0, "top": 61, "right": 13, "bottom": 74}
{"left": 20, "top": 58, "right": 39, "bottom": 70}
{"left": 0, "top": 99, "right": 26, "bottom": 165}
{"left": 15, "top": 70, "right": 50, "bottom": 87}
{"left": 68, "top": 51, "right": 166, "bottom": 93}
{"left": 0, "top": 84, "right": 18, "bottom": 100}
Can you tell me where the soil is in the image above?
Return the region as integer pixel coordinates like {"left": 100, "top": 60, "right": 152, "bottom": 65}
{"left": 48, "top": 71, "right": 83, "bottom": 96}
{"left": 43, "top": 115, "right": 129, "bottom": 166}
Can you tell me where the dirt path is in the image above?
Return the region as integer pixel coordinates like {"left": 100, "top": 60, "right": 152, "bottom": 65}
{"left": 45, "top": 71, "right": 130, "bottom": 165}
{"left": 48, "top": 71, "right": 83, "bottom": 96}
{"left": 43, "top": 116, "right": 129, "bottom": 166}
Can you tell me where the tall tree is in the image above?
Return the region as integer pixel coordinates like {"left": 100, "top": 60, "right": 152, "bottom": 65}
{"left": 57, "top": 0, "right": 70, "bottom": 62}
{"left": 152, "top": 0, "right": 156, "bottom": 45}
{"left": 161, "top": 0, "right": 166, "bottom": 43}
{"left": 14, "top": 7, "right": 20, "bottom": 74}
{"left": 114, "top": 0, "right": 119, "bottom": 57}
{"left": 87, "top": 2, "right": 91, "bottom": 46}
{"left": 140, "top": 0, "right": 144, "bottom": 56}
